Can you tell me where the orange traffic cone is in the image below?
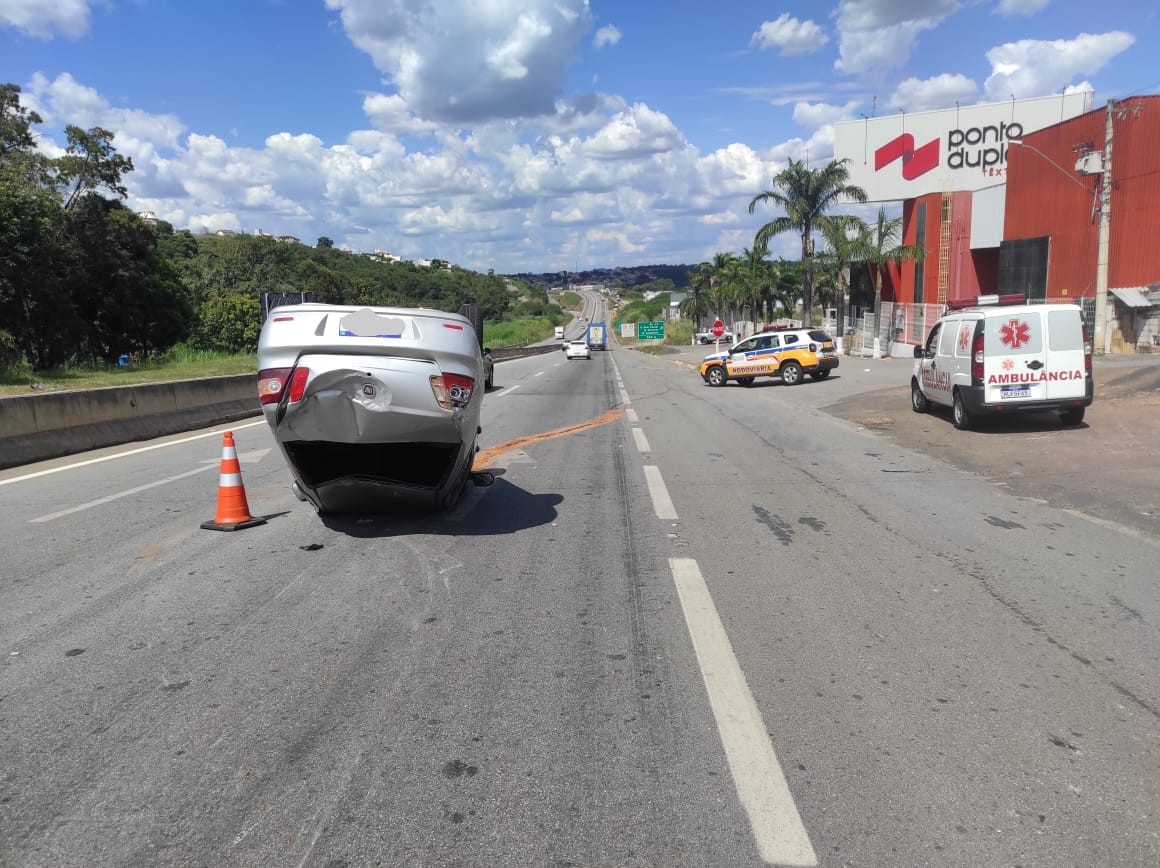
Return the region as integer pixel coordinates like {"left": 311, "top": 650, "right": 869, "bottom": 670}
{"left": 200, "top": 431, "right": 267, "bottom": 531}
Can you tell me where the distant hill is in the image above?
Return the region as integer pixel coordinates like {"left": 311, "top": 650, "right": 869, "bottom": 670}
{"left": 507, "top": 263, "right": 694, "bottom": 290}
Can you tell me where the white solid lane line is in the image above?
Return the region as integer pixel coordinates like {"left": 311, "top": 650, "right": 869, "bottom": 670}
{"left": 642, "top": 465, "right": 677, "bottom": 520}
{"left": 626, "top": 409, "right": 639, "bottom": 423}
{"left": 494, "top": 384, "right": 521, "bottom": 396}
{"left": 632, "top": 428, "right": 651, "bottom": 454}
{"left": 30, "top": 449, "right": 271, "bottom": 523}
{"left": 669, "top": 557, "right": 818, "bottom": 867}
{"left": 0, "top": 419, "right": 267, "bottom": 488}
{"left": 619, "top": 389, "right": 631, "bottom": 405}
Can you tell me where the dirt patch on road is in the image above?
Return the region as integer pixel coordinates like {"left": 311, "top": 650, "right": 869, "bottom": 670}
{"left": 824, "top": 365, "right": 1160, "bottom": 538}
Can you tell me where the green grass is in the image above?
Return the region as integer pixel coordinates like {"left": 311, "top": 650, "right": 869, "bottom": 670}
{"left": 483, "top": 317, "right": 556, "bottom": 347}
{"left": 0, "top": 350, "right": 257, "bottom": 397}
{"left": 559, "top": 291, "right": 582, "bottom": 310}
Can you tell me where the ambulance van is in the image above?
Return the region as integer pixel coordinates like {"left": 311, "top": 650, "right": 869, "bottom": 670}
{"left": 911, "top": 295, "right": 1092, "bottom": 430}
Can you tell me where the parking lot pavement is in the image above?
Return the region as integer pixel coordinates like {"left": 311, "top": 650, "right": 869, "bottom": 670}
{"left": 651, "top": 341, "right": 1160, "bottom": 536}
{"left": 821, "top": 358, "right": 1160, "bottom": 538}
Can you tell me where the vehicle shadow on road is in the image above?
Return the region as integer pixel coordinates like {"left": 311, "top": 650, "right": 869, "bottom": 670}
{"left": 713, "top": 375, "right": 843, "bottom": 388}
{"left": 317, "top": 473, "right": 562, "bottom": 538}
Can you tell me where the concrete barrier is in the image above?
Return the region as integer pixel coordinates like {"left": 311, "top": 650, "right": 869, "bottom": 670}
{"left": 0, "top": 346, "right": 562, "bottom": 470}
{"left": 0, "top": 375, "right": 260, "bottom": 470}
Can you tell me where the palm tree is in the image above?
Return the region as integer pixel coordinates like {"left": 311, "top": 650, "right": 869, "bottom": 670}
{"left": 740, "top": 245, "right": 773, "bottom": 328}
{"left": 862, "top": 207, "right": 925, "bottom": 357}
{"left": 707, "top": 251, "right": 739, "bottom": 325}
{"left": 749, "top": 158, "right": 868, "bottom": 326}
{"left": 683, "top": 263, "right": 713, "bottom": 329}
{"left": 815, "top": 214, "right": 870, "bottom": 346}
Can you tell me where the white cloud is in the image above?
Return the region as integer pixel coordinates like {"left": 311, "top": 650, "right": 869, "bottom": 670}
{"left": 751, "top": 14, "right": 829, "bottom": 56}
{"left": 25, "top": 72, "right": 185, "bottom": 150}
{"left": 983, "top": 31, "right": 1135, "bottom": 100}
{"left": 888, "top": 73, "right": 978, "bottom": 112}
{"left": 324, "top": 0, "right": 594, "bottom": 123}
{"left": 833, "top": 0, "right": 960, "bottom": 76}
{"left": 0, "top": 0, "right": 93, "bottom": 38}
{"left": 994, "top": 0, "right": 1050, "bottom": 15}
{"left": 593, "top": 24, "right": 621, "bottom": 49}
{"left": 792, "top": 101, "right": 861, "bottom": 130}
{"left": 582, "top": 104, "right": 686, "bottom": 160}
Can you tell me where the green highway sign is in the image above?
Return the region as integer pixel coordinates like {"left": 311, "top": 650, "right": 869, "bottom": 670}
{"left": 637, "top": 320, "right": 665, "bottom": 341}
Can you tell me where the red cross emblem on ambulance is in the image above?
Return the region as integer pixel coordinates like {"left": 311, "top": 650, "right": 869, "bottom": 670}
{"left": 999, "top": 318, "right": 1031, "bottom": 350}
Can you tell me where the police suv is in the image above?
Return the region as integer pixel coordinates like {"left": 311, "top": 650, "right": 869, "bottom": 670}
{"left": 911, "top": 294, "right": 1093, "bottom": 429}
{"left": 699, "top": 327, "right": 839, "bottom": 387}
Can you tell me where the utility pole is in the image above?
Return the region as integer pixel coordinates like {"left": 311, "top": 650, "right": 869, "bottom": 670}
{"left": 1094, "top": 100, "right": 1113, "bottom": 353}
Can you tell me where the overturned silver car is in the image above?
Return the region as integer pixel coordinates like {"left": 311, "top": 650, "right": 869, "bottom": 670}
{"left": 256, "top": 303, "right": 486, "bottom": 513}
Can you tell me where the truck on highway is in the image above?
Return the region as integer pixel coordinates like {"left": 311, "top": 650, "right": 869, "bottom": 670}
{"left": 586, "top": 321, "right": 607, "bottom": 351}
{"left": 554, "top": 326, "right": 565, "bottom": 340}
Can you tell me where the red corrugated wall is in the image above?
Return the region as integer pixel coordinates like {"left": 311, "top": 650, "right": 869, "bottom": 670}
{"left": 1004, "top": 111, "right": 1104, "bottom": 299}
{"left": 1106, "top": 97, "right": 1160, "bottom": 287}
{"left": 1004, "top": 96, "right": 1160, "bottom": 298}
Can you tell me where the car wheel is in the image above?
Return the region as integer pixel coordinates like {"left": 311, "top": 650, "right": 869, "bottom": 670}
{"left": 780, "top": 361, "right": 804, "bottom": 385}
{"left": 911, "top": 379, "right": 928, "bottom": 413}
{"left": 737, "top": 377, "right": 755, "bottom": 387}
{"left": 952, "top": 390, "right": 972, "bottom": 430}
{"left": 706, "top": 366, "right": 727, "bottom": 387}
{"left": 1060, "top": 407, "right": 1085, "bottom": 426}
{"left": 458, "top": 303, "right": 485, "bottom": 351}
{"left": 810, "top": 369, "right": 831, "bottom": 380}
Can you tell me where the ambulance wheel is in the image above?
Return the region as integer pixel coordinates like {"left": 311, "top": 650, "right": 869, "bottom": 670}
{"left": 911, "top": 379, "right": 928, "bottom": 413}
{"left": 810, "top": 369, "right": 831, "bottom": 380}
{"left": 952, "top": 390, "right": 972, "bottom": 430}
{"left": 780, "top": 361, "right": 804, "bottom": 385}
{"left": 1060, "top": 407, "right": 1086, "bottom": 426}
{"left": 706, "top": 366, "right": 727, "bottom": 387}
{"left": 738, "top": 377, "right": 755, "bottom": 387}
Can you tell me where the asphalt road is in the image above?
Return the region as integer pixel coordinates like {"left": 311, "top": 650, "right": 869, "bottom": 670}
{"left": 1, "top": 336, "right": 1157, "bottom": 866}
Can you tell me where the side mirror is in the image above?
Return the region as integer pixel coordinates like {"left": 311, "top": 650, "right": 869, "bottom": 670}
{"left": 913, "top": 346, "right": 923, "bottom": 359}
{"left": 483, "top": 347, "right": 491, "bottom": 355}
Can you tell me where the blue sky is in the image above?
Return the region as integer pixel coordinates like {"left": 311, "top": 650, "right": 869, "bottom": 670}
{"left": 3, "top": 0, "right": 1154, "bottom": 274}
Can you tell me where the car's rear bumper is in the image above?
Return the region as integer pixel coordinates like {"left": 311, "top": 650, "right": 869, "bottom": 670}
{"left": 283, "top": 439, "right": 475, "bottom": 512}
{"left": 959, "top": 377, "right": 1094, "bottom": 415}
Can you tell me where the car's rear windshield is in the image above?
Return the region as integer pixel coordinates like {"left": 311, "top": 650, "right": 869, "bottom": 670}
{"left": 808, "top": 330, "right": 832, "bottom": 342}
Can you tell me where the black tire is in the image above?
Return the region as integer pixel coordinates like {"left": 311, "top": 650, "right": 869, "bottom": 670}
{"left": 486, "top": 374, "right": 494, "bottom": 390}
{"left": 952, "top": 390, "right": 972, "bottom": 430}
{"left": 1060, "top": 407, "right": 1086, "bottom": 426}
{"left": 780, "top": 360, "right": 804, "bottom": 385}
{"left": 810, "top": 369, "right": 831, "bottom": 380}
{"left": 737, "top": 377, "right": 755, "bottom": 387}
{"left": 706, "top": 366, "right": 727, "bottom": 387}
{"left": 911, "top": 379, "right": 928, "bottom": 413}
{"left": 458, "top": 303, "right": 485, "bottom": 350}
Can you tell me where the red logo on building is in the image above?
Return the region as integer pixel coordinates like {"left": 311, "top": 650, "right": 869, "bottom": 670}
{"left": 874, "top": 133, "right": 940, "bottom": 180}
{"left": 999, "top": 318, "right": 1031, "bottom": 349}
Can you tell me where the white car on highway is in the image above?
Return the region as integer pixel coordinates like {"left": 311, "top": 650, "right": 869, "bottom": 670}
{"left": 257, "top": 302, "right": 487, "bottom": 514}
{"left": 565, "top": 339, "right": 590, "bottom": 360}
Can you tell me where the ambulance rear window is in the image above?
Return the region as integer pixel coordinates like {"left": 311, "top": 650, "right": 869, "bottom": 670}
{"left": 1047, "top": 308, "right": 1083, "bottom": 351}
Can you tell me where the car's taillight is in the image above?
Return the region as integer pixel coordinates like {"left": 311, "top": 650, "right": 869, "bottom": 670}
{"left": 429, "top": 372, "right": 474, "bottom": 409}
{"left": 1082, "top": 324, "right": 1093, "bottom": 373}
{"left": 971, "top": 332, "right": 984, "bottom": 381}
{"left": 809, "top": 342, "right": 817, "bottom": 352}
{"left": 257, "top": 367, "right": 310, "bottom": 405}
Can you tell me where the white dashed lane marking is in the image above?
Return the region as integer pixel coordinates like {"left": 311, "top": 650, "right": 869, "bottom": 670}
{"left": 631, "top": 428, "right": 651, "bottom": 454}
{"left": 642, "top": 465, "right": 677, "bottom": 520}
{"left": 669, "top": 557, "right": 817, "bottom": 866}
